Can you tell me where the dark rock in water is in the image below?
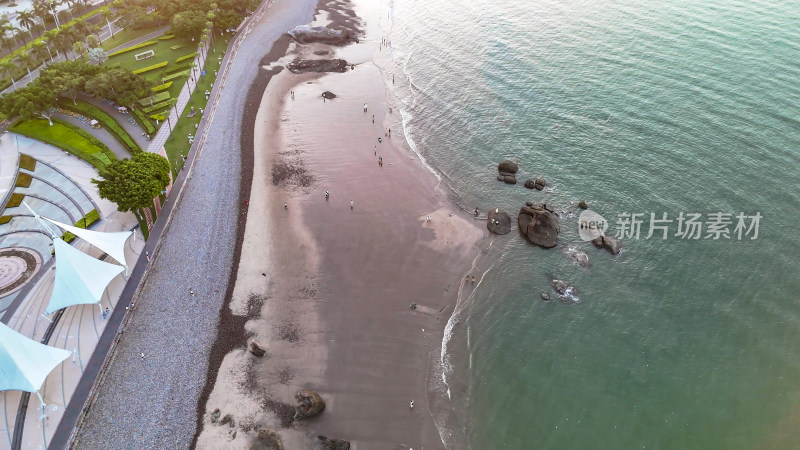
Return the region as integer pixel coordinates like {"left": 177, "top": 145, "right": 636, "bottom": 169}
{"left": 317, "top": 435, "right": 351, "bottom": 450}
{"left": 313, "top": 50, "right": 330, "bottom": 55}
{"left": 287, "top": 59, "right": 349, "bottom": 74}
{"left": 251, "top": 429, "right": 283, "bottom": 450}
{"left": 592, "top": 235, "right": 621, "bottom": 255}
{"left": 534, "top": 177, "right": 546, "bottom": 191}
{"left": 518, "top": 203, "right": 560, "bottom": 248}
{"left": 210, "top": 408, "right": 221, "bottom": 423}
{"left": 525, "top": 201, "right": 534, "bottom": 207}
{"left": 498, "top": 160, "right": 519, "bottom": 174}
{"left": 503, "top": 175, "right": 516, "bottom": 184}
{"left": 578, "top": 200, "right": 588, "bottom": 209}
{"left": 288, "top": 25, "right": 359, "bottom": 46}
{"left": 541, "top": 293, "right": 551, "bottom": 301}
{"left": 487, "top": 209, "right": 511, "bottom": 235}
{"left": 551, "top": 279, "right": 568, "bottom": 295}
{"left": 524, "top": 179, "right": 536, "bottom": 189}
{"left": 322, "top": 91, "right": 336, "bottom": 99}
{"left": 249, "top": 339, "right": 266, "bottom": 357}
{"left": 294, "top": 390, "right": 325, "bottom": 420}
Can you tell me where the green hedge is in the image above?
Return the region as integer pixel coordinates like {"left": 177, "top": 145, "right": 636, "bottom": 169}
{"left": 14, "top": 172, "right": 32, "bottom": 187}
{"left": 108, "top": 40, "right": 158, "bottom": 57}
{"left": 175, "top": 53, "right": 197, "bottom": 64}
{"left": 62, "top": 209, "right": 100, "bottom": 242}
{"left": 9, "top": 118, "right": 117, "bottom": 170}
{"left": 19, "top": 154, "right": 36, "bottom": 171}
{"left": 133, "top": 107, "right": 155, "bottom": 134}
{"left": 132, "top": 61, "right": 168, "bottom": 75}
{"left": 138, "top": 91, "right": 170, "bottom": 106}
{"left": 143, "top": 100, "right": 172, "bottom": 113}
{"left": 158, "top": 34, "right": 176, "bottom": 40}
{"left": 162, "top": 70, "right": 189, "bottom": 82}
{"left": 169, "top": 43, "right": 192, "bottom": 50}
{"left": 152, "top": 81, "right": 173, "bottom": 93}
{"left": 166, "top": 63, "right": 193, "bottom": 75}
{"left": 149, "top": 113, "right": 166, "bottom": 121}
{"left": 59, "top": 101, "right": 142, "bottom": 154}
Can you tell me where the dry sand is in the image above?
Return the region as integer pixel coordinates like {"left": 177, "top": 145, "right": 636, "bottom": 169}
{"left": 197, "top": 0, "right": 486, "bottom": 448}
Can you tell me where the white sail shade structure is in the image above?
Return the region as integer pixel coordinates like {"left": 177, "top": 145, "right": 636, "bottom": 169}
{"left": 45, "top": 238, "right": 125, "bottom": 315}
{"left": 0, "top": 323, "right": 71, "bottom": 393}
{"left": 42, "top": 217, "right": 131, "bottom": 267}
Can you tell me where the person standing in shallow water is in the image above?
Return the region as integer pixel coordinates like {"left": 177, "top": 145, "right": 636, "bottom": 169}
{"left": 363, "top": 103, "right": 368, "bottom": 113}
{"left": 350, "top": 200, "right": 354, "bottom": 210}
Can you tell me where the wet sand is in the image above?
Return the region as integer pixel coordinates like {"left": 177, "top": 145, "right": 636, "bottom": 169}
{"left": 197, "top": 0, "right": 485, "bottom": 448}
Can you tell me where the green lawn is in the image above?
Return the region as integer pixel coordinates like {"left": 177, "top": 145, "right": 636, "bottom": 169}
{"left": 9, "top": 118, "right": 117, "bottom": 170}
{"left": 102, "top": 26, "right": 164, "bottom": 53}
{"left": 163, "top": 35, "right": 231, "bottom": 175}
{"left": 58, "top": 100, "right": 142, "bottom": 154}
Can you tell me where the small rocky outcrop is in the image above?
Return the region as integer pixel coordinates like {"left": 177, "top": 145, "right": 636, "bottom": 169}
{"left": 288, "top": 25, "right": 359, "bottom": 45}
{"left": 524, "top": 179, "right": 536, "bottom": 189}
{"left": 220, "top": 414, "right": 234, "bottom": 427}
{"left": 578, "top": 200, "right": 588, "bottom": 209}
{"left": 541, "top": 293, "right": 551, "bottom": 301}
{"left": 294, "top": 390, "right": 326, "bottom": 420}
{"left": 551, "top": 279, "right": 579, "bottom": 304}
{"left": 592, "top": 235, "right": 621, "bottom": 255}
{"left": 551, "top": 279, "right": 569, "bottom": 295}
{"left": 497, "top": 172, "right": 517, "bottom": 184}
{"left": 249, "top": 339, "right": 266, "bottom": 357}
{"left": 322, "top": 91, "right": 336, "bottom": 99}
{"left": 518, "top": 203, "right": 559, "bottom": 248}
{"left": 317, "top": 435, "right": 351, "bottom": 450}
{"left": 487, "top": 208, "right": 511, "bottom": 235}
{"left": 533, "top": 178, "right": 546, "bottom": 191}
{"left": 251, "top": 429, "right": 283, "bottom": 450}
{"left": 497, "top": 160, "right": 519, "bottom": 174}
{"left": 313, "top": 50, "right": 330, "bottom": 55}
{"left": 287, "top": 59, "right": 349, "bottom": 74}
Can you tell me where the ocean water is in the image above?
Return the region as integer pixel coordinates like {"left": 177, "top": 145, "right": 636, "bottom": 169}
{"left": 385, "top": 0, "right": 800, "bottom": 448}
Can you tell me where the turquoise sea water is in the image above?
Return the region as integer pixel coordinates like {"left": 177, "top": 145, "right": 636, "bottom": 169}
{"left": 387, "top": 0, "right": 800, "bottom": 448}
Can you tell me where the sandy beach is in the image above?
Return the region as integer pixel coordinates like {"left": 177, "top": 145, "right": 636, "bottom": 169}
{"left": 196, "top": 0, "right": 485, "bottom": 448}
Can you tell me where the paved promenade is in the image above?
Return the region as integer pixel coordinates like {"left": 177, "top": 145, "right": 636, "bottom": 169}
{"left": 68, "top": 0, "right": 317, "bottom": 447}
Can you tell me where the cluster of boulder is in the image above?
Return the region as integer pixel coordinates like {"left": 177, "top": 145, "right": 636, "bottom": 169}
{"left": 288, "top": 25, "right": 359, "bottom": 46}
{"left": 496, "top": 160, "right": 519, "bottom": 184}
{"left": 518, "top": 202, "right": 559, "bottom": 248}
{"left": 287, "top": 59, "right": 349, "bottom": 74}
{"left": 524, "top": 178, "right": 546, "bottom": 191}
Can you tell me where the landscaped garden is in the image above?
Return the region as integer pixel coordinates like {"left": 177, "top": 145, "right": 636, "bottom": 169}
{"left": 8, "top": 118, "right": 117, "bottom": 169}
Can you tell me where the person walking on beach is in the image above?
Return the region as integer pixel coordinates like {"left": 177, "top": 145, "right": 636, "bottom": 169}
{"left": 372, "top": 114, "right": 374, "bottom": 123}
{"left": 325, "top": 190, "right": 329, "bottom": 200}
{"left": 350, "top": 200, "right": 354, "bottom": 210}
{"left": 410, "top": 400, "right": 414, "bottom": 409}
{"left": 285, "top": 203, "right": 288, "bottom": 209}
{"left": 190, "top": 288, "right": 195, "bottom": 296}
{"left": 363, "top": 103, "right": 368, "bottom": 113}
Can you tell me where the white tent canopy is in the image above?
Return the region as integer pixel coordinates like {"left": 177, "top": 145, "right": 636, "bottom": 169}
{"left": 42, "top": 217, "right": 131, "bottom": 267}
{"left": 45, "top": 239, "right": 124, "bottom": 315}
{"left": 0, "top": 323, "right": 71, "bottom": 393}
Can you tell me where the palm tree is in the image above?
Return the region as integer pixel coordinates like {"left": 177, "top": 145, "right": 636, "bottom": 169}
{"left": 3, "top": 24, "right": 21, "bottom": 46}
{"left": 52, "top": 29, "right": 72, "bottom": 60}
{"left": 0, "top": 35, "right": 14, "bottom": 54}
{"left": 101, "top": 8, "right": 115, "bottom": 38}
{"left": 32, "top": 0, "right": 50, "bottom": 29}
{"left": 43, "top": 29, "right": 58, "bottom": 60}
{"left": 15, "top": 52, "right": 35, "bottom": 81}
{"left": 16, "top": 10, "right": 36, "bottom": 42}
{"left": 0, "top": 60, "right": 19, "bottom": 90}
{"left": 31, "top": 41, "right": 50, "bottom": 67}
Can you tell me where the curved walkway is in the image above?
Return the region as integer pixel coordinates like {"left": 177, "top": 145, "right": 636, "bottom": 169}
{"left": 53, "top": 112, "right": 130, "bottom": 160}
{"left": 77, "top": 94, "right": 150, "bottom": 150}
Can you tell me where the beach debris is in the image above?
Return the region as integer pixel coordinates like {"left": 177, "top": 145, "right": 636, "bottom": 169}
{"left": 313, "top": 50, "right": 330, "bottom": 55}
{"left": 317, "top": 435, "right": 351, "bottom": 449}
{"left": 220, "top": 414, "right": 234, "bottom": 427}
{"left": 578, "top": 200, "right": 589, "bottom": 209}
{"left": 251, "top": 428, "right": 283, "bottom": 450}
{"left": 210, "top": 408, "right": 221, "bottom": 423}
{"left": 322, "top": 91, "right": 337, "bottom": 99}
{"left": 294, "top": 390, "right": 326, "bottom": 420}
{"left": 541, "top": 293, "right": 551, "bottom": 301}
{"left": 287, "top": 58, "right": 349, "bottom": 74}
{"left": 248, "top": 339, "right": 267, "bottom": 357}
{"left": 288, "top": 25, "right": 359, "bottom": 46}
{"left": 518, "top": 203, "right": 560, "bottom": 248}
{"left": 497, "top": 160, "right": 519, "bottom": 174}
{"left": 487, "top": 208, "right": 511, "bottom": 235}
{"left": 591, "top": 235, "right": 622, "bottom": 255}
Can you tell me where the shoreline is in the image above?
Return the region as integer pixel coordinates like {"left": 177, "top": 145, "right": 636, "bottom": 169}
{"left": 196, "top": 0, "right": 487, "bottom": 447}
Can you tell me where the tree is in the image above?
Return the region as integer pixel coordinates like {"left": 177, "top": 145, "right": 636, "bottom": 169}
{"left": 86, "top": 34, "right": 100, "bottom": 49}
{"left": 171, "top": 10, "right": 207, "bottom": 39}
{"left": 16, "top": 10, "right": 37, "bottom": 42}
{"left": 14, "top": 52, "right": 35, "bottom": 81}
{"left": 31, "top": 41, "right": 51, "bottom": 66}
{"left": 212, "top": 9, "right": 242, "bottom": 32}
{"left": 88, "top": 47, "right": 107, "bottom": 65}
{"left": 100, "top": 8, "right": 115, "bottom": 38}
{"left": 0, "top": 82, "right": 58, "bottom": 125}
{"left": 0, "top": 61, "right": 18, "bottom": 90}
{"left": 92, "top": 152, "right": 171, "bottom": 237}
{"left": 72, "top": 40, "right": 87, "bottom": 59}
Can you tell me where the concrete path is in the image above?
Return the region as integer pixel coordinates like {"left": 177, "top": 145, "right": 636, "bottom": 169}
{"left": 53, "top": 112, "right": 130, "bottom": 160}
{"left": 78, "top": 94, "right": 149, "bottom": 150}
